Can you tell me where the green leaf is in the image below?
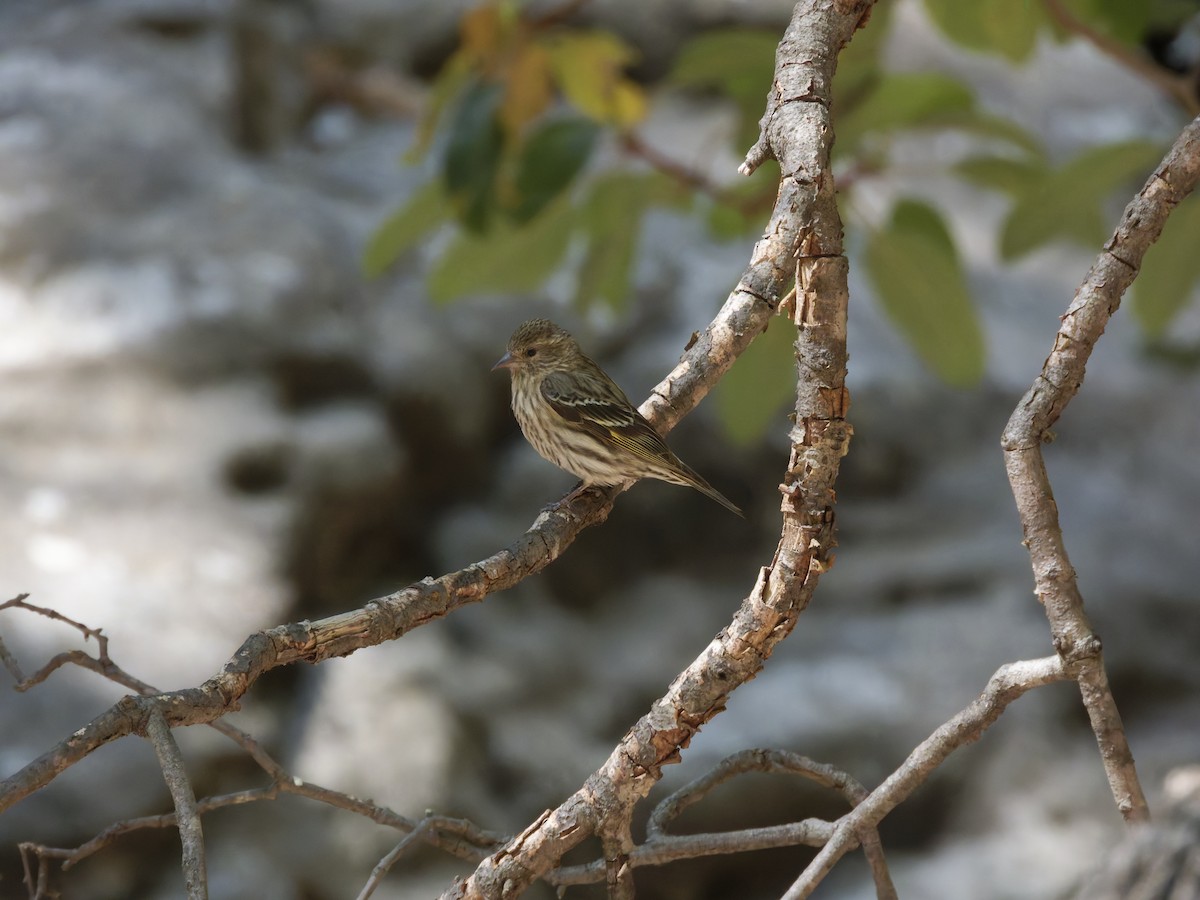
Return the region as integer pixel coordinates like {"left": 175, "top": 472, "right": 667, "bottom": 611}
{"left": 1000, "top": 140, "right": 1164, "bottom": 260}
{"left": 922, "top": 0, "right": 1046, "bottom": 61}
{"left": 1001, "top": 195, "right": 1105, "bottom": 260}
{"left": 1064, "top": 0, "right": 1146, "bottom": 41}
{"left": 576, "top": 219, "right": 636, "bottom": 313}
{"left": 669, "top": 29, "right": 779, "bottom": 98}
{"left": 362, "top": 179, "right": 451, "bottom": 277}
{"left": 956, "top": 155, "right": 1048, "bottom": 197}
{"left": 574, "top": 172, "right": 679, "bottom": 311}
{"left": 442, "top": 80, "right": 505, "bottom": 233}
{"left": 713, "top": 317, "right": 797, "bottom": 446}
{"left": 837, "top": 72, "right": 974, "bottom": 152}
{"left": 428, "top": 196, "right": 574, "bottom": 303}
{"left": 1132, "top": 196, "right": 1200, "bottom": 337}
{"left": 407, "top": 52, "right": 472, "bottom": 163}
{"left": 669, "top": 28, "right": 778, "bottom": 147}
{"left": 511, "top": 118, "right": 599, "bottom": 224}
{"left": 704, "top": 163, "right": 778, "bottom": 241}
{"left": 1059, "top": 0, "right": 1195, "bottom": 44}
{"left": 706, "top": 203, "right": 753, "bottom": 241}
{"left": 935, "top": 110, "right": 1044, "bottom": 156}
{"left": 865, "top": 200, "right": 985, "bottom": 386}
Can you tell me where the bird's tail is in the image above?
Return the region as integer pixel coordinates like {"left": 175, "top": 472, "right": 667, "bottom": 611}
{"left": 675, "top": 466, "right": 743, "bottom": 517}
{"left": 695, "top": 479, "right": 744, "bottom": 517}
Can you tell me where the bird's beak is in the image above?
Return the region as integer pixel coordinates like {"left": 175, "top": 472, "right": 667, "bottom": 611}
{"left": 492, "top": 351, "right": 516, "bottom": 372}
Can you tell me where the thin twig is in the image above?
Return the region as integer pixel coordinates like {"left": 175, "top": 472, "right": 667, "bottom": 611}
{"left": 18, "top": 841, "right": 52, "bottom": 900}
{"left": 356, "top": 818, "right": 436, "bottom": 900}
{"left": 528, "top": 0, "right": 590, "bottom": 29}
{"left": 2, "top": 616, "right": 503, "bottom": 887}
{"left": 646, "top": 749, "right": 896, "bottom": 900}
{"left": 144, "top": 709, "right": 208, "bottom": 900}
{"left": 1041, "top": 0, "right": 1200, "bottom": 116}
{"left": 620, "top": 131, "right": 771, "bottom": 214}
{"left": 0, "top": 594, "right": 32, "bottom": 682}
{"left": 648, "top": 749, "right": 867, "bottom": 839}
{"left": 547, "top": 819, "right": 834, "bottom": 888}
{"left": 783, "top": 656, "right": 1070, "bottom": 899}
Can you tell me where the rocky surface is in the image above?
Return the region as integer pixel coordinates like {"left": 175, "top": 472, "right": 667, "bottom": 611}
{"left": 1, "top": 1, "right": 1198, "bottom": 898}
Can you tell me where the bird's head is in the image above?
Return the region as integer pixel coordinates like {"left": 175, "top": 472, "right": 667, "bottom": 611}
{"left": 492, "top": 318, "right": 579, "bottom": 375}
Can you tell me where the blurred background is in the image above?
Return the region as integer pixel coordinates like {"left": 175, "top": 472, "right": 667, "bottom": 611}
{"left": 2, "top": 0, "right": 1200, "bottom": 897}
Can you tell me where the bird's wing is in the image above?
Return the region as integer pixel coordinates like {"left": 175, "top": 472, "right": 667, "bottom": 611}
{"left": 539, "top": 365, "right": 676, "bottom": 465}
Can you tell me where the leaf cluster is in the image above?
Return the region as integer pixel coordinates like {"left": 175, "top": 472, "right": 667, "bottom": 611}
{"left": 365, "top": 0, "right": 1200, "bottom": 441}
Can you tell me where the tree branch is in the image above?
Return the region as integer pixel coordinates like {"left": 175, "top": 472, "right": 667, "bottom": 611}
{"left": 356, "top": 818, "right": 437, "bottom": 900}
{"left": 1002, "top": 113, "right": 1200, "bottom": 824}
{"left": 2, "top": 613, "right": 503, "bottom": 886}
{"left": 440, "top": 2, "right": 874, "bottom": 896}
{"left": 144, "top": 709, "right": 208, "bottom": 900}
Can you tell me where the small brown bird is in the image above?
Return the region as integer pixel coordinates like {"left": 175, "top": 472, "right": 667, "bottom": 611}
{"left": 493, "top": 319, "right": 742, "bottom": 516}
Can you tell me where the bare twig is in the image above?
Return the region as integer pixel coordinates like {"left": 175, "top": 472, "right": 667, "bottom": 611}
{"left": 1041, "top": 0, "right": 1200, "bottom": 117}
{"left": 543, "top": 747, "right": 886, "bottom": 889}
{"left": 619, "top": 132, "right": 773, "bottom": 217}
{"left": 356, "top": 817, "right": 436, "bottom": 900}
{"left": 528, "top": 0, "right": 590, "bottom": 30}
{"left": 1, "top": 595, "right": 166, "bottom": 710}
{"left": 783, "top": 656, "right": 1070, "bottom": 899}
{"left": 2, "top": 617, "right": 503, "bottom": 889}
{"left": 648, "top": 749, "right": 869, "bottom": 838}
{"left": 548, "top": 821, "right": 834, "bottom": 888}
{"left": 18, "top": 840, "right": 52, "bottom": 900}
{"left": 144, "top": 709, "right": 208, "bottom": 900}
{"left": 0, "top": 595, "right": 36, "bottom": 680}
{"left": 1002, "top": 113, "right": 1200, "bottom": 824}
{"left": 1, "top": 594, "right": 107, "bottom": 685}
{"left": 651, "top": 749, "right": 895, "bottom": 900}
{"left": 304, "top": 49, "right": 425, "bottom": 120}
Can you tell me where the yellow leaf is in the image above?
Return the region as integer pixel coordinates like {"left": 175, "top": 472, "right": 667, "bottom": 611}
{"left": 545, "top": 31, "right": 644, "bottom": 126}
{"left": 460, "top": 3, "right": 503, "bottom": 67}
{"left": 501, "top": 42, "right": 554, "bottom": 136}
{"left": 610, "top": 80, "right": 647, "bottom": 128}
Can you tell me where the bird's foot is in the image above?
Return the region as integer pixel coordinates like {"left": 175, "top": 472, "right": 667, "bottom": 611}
{"left": 563, "top": 481, "right": 592, "bottom": 504}
{"left": 536, "top": 482, "right": 585, "bottom": 515}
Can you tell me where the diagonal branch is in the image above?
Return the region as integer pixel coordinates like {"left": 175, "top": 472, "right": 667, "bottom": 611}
{"left": 1041, "top": 0, "right": 1200, "bottom": 117}
{"left": 356, "top": 818, "right": 437, "bottom": 900}
{"left": 0, "top": 176, "right": 796, "bottom": 815}
{"left": 783, "top": 655, "right": 1071, "bottom": 899}
{"left": 144, "top": 709, "right": 208, "bottom": 900}
{"left": 439, "top": 2, "right": 876, "bottom": 897}
{"left": 1002, "top": 113, "right": 1200, "bottom": 824}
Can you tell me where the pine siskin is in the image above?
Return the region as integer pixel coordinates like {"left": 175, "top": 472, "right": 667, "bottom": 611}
{"left": 493, "top": 318, "right": 743, "bottom": 516}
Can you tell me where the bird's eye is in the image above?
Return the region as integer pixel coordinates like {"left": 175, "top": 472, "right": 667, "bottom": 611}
{"left": 525, "top": 348, "right": 537, "bottom": 357}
